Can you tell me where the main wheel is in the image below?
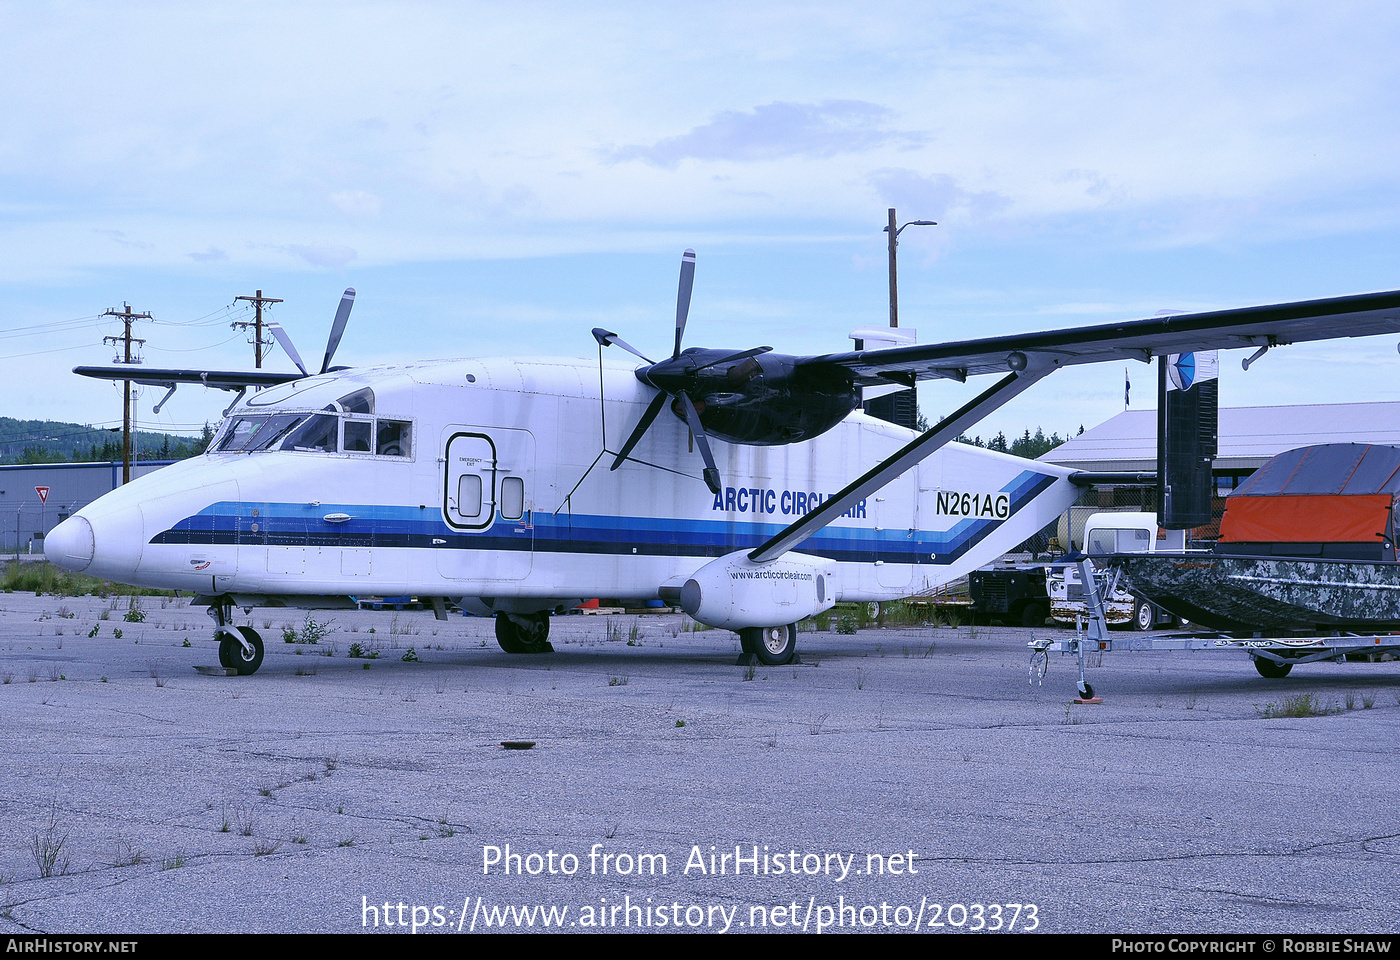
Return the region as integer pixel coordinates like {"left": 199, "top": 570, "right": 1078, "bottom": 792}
{"left": 1253, "top": 655, "right": 1293, "bottom": 679}
{"left": 1132, "top": 598, "right": 1155, "bottom": 632}
{"left": 749, "top": 623, "right": 796, "bottom": 666}
{"left": 219, "top": 626, "right": 264, "bottom": 675}
{"left": 495, "top": 613, "right": 554, "bottom": 654}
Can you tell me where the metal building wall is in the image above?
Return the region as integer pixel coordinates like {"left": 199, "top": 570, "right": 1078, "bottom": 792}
{"left": 0, "top": 461, "right": 174, "bottom": 554}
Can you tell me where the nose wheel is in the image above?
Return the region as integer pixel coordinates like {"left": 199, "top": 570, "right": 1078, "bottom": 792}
{"left": 218, "top": 626, "right": 265, "bottom": 675}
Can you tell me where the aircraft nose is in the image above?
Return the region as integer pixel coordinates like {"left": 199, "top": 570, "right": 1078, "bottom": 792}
{"left": 46, "top": 516, "right": 95, "bottom": 572}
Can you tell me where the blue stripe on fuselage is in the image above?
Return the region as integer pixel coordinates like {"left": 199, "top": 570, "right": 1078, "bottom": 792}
{"left": 150, "top": 470, "right": 1060, "bottom": 565}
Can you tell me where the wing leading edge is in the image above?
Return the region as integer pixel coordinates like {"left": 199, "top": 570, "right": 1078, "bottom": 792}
{"left": 802, "top": 288, "right": 1400, "bottom": 384}
{"left": 73, "top": 366, "right": 303, "bottom": 391}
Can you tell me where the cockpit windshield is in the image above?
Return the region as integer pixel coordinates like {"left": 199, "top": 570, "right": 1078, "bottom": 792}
{"left": 212, "top": 387, "right": 410, "bottom": 458}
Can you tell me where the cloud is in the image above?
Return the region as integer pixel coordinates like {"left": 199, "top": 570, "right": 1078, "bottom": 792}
{"left": 329, "top": 190, "right": 383, "bottom": 216}
{"left": 284, "top": 243, "right": 358, "bottom": 269}
{"left": 94, "top": 229, "right": 152, "bottom": 250}
{"left": 866, "top": 168, "right": 1011, "bottom": 221}
{"left": 608, "top": 100, "right": 927, "bottom": 168}
{"left": 187, "top": 246, "right": 228, "bottom": 263}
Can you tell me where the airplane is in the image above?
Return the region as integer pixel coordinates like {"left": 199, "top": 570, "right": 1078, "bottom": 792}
{"left": 42, "top": 251, "right": 1400, "bottom": 674}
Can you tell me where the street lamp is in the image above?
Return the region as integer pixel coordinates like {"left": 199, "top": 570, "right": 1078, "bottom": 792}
{"left": 883, "top": 208, "right": 936, "bottom": 329}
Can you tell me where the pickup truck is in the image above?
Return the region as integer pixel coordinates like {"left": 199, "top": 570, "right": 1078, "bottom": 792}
{"left": 1047, "top": 511, "right": 1181, "bottom": 631}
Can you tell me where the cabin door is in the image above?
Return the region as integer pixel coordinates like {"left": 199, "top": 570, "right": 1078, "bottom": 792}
{"left": 438, "top": 427, "right": 535, "bottom": 581}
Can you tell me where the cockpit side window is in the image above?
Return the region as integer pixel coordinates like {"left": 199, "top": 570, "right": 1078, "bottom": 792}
{"left": 376, "top": 420, "right": 412, "bottom": 458}
{"left": 343, "top": 419, "right": 373, "bottom": 453}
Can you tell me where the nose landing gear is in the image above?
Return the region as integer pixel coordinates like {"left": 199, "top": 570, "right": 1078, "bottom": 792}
{"left": 207, "top": 602, "right": 265, "bottom": 675}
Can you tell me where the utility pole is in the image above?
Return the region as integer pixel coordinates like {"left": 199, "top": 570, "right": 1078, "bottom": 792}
{"left": 875, "top": 209, "right": 937, "bottom": 429}
{"left": 102, "top": 303, "right": 150, "bottom": 485}
{"left": 233, "top": 290, "right": 283, "bottom": 368}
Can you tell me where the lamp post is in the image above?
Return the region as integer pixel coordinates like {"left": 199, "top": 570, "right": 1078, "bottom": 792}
{"left": 883, "top": 208, "right": 936, "bottom": 329}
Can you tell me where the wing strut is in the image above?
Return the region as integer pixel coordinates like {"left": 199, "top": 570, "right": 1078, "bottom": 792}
{"left": 748, "top": 361, "right": 1057, "bottom": 564}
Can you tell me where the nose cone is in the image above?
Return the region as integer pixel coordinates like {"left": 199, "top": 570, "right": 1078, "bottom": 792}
{"left": 46, "top": 516, "right": 95, "bottom": 572}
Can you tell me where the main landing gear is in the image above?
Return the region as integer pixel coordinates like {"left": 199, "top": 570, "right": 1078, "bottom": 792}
{"left": 207, "top": 602, "right": 265, "bottom": 675}
{"left": 495, "top": 612, "right": 555, "bottom": 654}
{"left": 739, "top": 623, "right": 797, "bottom": 666}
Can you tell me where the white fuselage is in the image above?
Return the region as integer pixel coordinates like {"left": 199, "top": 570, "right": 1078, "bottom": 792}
{"left": 48, "top": 357, "right": 1080, "bottom": 608}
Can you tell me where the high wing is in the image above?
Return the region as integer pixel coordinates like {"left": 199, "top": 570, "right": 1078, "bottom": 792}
{"left": 752, "top": 288, "right": 1400, "bottom": 563}
{"left": 73, "top": 366, "right": 302, "bottom": 391}
{"left": 799, "top": 289, "right": 1400, "bottom": 384}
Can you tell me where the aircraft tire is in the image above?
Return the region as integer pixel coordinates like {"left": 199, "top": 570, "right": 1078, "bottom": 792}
{"left": 219, "top": 627, "right": 265, "bottom": 676}
{"left": 1252, "top": 655, "right": 1293, "bottom": 679}
{"left": 495, "top": 613, "right": 554, "bottom": 654}
{"left": 1132, "top": 598, "right": 1155, "bottom": 632}
{"left": 738, "top": 628, "right": 759, "bottom": 657}
{"left": 752, "top": 623, "right": 796, "bottom": 666}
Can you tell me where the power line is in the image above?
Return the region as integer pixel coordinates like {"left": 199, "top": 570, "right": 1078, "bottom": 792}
{"left": 232, "top": 290, "right": 282, "bottom": 368}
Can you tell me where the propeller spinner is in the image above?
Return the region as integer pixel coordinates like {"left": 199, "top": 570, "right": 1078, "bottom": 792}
{"left": 593, "top": 251, "right": 771, "bottom": 495}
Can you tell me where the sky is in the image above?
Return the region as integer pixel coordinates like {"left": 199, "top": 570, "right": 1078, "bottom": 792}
{"left": 5, "top": 1, "right": 1400, "bottom": 447}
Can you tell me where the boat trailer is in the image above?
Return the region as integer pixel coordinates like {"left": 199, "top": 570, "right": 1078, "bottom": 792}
{"left": 1028, "top": 558, "right": 1400, "bottom": 698}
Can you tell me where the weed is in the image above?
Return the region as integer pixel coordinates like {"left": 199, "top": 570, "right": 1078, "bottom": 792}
{"left": 295, "top": 614, "right": 331, "bottom": 644}
{"left": 605, "top": 824, "right": 619, "bottom": 839}
{"left": 1257, "top": 693, "right": 1337, "bottom": 719}
{"left": 294, "top": 664, "right": 317, "bottom": 677}
{"left": 743, "top": 661, "right": 756, "bottom": 681}
{"left": 26, "top": 668, "right": 38, "bottom": 683}
{"left": 1185, "top": 689, "right": 1200, "bottom": 710}
{"left": 113, "top": 628, "right": 122, "bottom": 640}
{"left": 674, "top": 719, "right": 685, "bottom": 728}
{"left": 606, "top": 620, "right": 622, "bottom": 643}
{"left": 87, "top": 625, "right": 99, "bottom": 638}
{"left": 1346, "top": 690, "right": 1357, "bottom": 711}
{"left": 347, "top": 641, "right": 380, "bottom": 659}
{"left": 628, "top": 621, "right": 640, "bottom": 644}
{"left": 160, "top": 851, "right": 186, "bottom": 871}
{"left": 362, "top": 662, "right": 371, "bottom": 670}
{"left": 123, "top": 599, "right": 145, "bottom": 623}
{"left": 181, "top": 638, "right": 191, "bottom": 648}
{"left": 258, "top": 787, "right": 273, "bottom": 798}
{"left": 338, "top": 838, "right": 355, "bottom": 847}
{"left": 99, "top": 676, "right": 106, "bottom": 683}
{"left": 56, "top": 606, "right": 74, "bottom": 619}
{"left": 608, "top": 675, "right": 629, "bottom": 686}
{"left": 47, "top": 664, "right": 60, "bottom": 682}
{"left": 252, "top": 838, "right": 282, "bottom": 857}
{"left": 401, "top": 647, "right": 419, "bottom": 662}
{"left": 30, "top": 801, "right": 70, "bottom": 878}
{"left": 856, "top": 667, "right": 866, "bottom": 690}
{"left": 282, "top": 625, "right": 298, "bottom": 644}
{"left": 1362, "top": 690, "right": 1377, "bottom": 709}
{"left": 438, "top": 817, "right": 455, "bottom": 838}
{"left": 837, "top": 615, "right": 857, "bottom": 635}
{"left": 809, "top": 713, "right": 829, "bottom": 735}
{"left": 292, "top": 834, "right": 308, "bottom": 845}
{"left": 109, "top": 839, "right": 144, "bottom": 867}
{"left": 235, "top": 807, "right": 256, "bottom": 836}
{"left": 219, "top": 812, "right": 230, "bottom": 833}
{"left": 99, "top": 609, "right": 109, "bottom": 621}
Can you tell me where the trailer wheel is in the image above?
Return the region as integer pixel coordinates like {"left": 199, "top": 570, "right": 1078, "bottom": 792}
{"left": 1077, "top": 680, "right": 1095, "bottom": 699}
{"left": 1132, "top": 598, "right": 1155, "bottom": 632}
{"left": 1020, "top": 602, "right": 1049, "bottom": 627}
{"left": 1252, "top": 655, "right": 1293, "bottom": 679}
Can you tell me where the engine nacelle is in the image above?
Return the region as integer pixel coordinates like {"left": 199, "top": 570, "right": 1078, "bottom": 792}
{"left": 679, "top": 550, "right": 839, "bottom": 630}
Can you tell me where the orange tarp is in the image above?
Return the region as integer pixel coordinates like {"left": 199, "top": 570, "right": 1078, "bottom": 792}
{"left": 1219, "top": 494, "right": 1392, "bottom": 543}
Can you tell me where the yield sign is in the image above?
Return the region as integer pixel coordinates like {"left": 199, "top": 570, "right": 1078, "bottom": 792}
{"left": 35, "top": 486, "right": 49, "bottom": 504}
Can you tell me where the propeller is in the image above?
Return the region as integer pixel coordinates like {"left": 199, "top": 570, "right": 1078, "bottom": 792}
{"left": 593, "top": 250, "right": 771, "bottom": 495}
{"left": 266, "top": 288, "right": 356, "bottom": 378}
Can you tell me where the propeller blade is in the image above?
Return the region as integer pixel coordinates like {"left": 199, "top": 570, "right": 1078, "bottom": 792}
{"left": 318, "top": 287, "right": 356, "bottom": 374}
{"left": 672, "top": 249, "right": 696, "bottom": 359}
{"left": 677, "top": 391, "right": 721, "bottom": 495}
{"left": 691, "top": 345, "right": 773, "bottom": 373}
{"left": 591, "top": 328, "right": 654, "bottom": 364}
{"left": 609, "top": 390, "right": 669, "bottom": 471}
{"left": 267, "top": 321, "right": 308, "bottom": 377}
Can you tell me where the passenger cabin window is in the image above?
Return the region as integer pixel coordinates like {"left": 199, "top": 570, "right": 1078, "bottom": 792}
{"left": 500, "top": 476, "right": 524, "bottom": 520}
